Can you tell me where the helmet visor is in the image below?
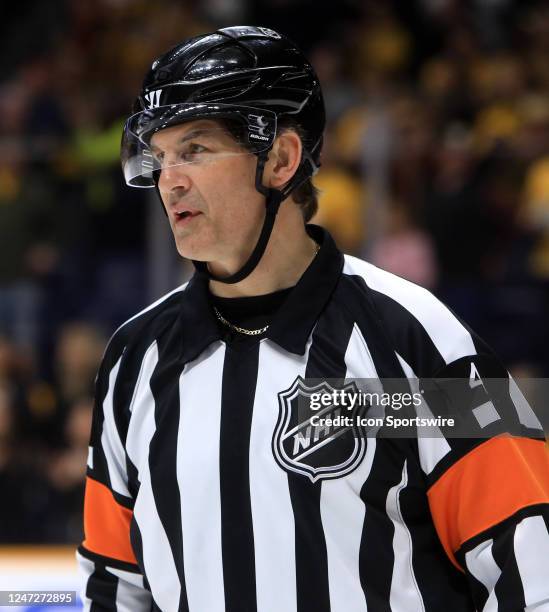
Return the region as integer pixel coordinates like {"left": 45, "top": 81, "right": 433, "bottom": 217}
{"left": 121, "top": 103, "right": 277, "bottom": 187}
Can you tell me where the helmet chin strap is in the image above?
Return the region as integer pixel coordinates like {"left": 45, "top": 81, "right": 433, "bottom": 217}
{"left": 192, "top": 152, "right": 284, "bottom": 284}
{"left": 154, "top": 150, "right": 314, "bottom": 285}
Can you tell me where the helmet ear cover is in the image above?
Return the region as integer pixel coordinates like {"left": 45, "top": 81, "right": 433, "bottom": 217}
{"left": 227, "top": 118, "right": 319, "bottom": 199}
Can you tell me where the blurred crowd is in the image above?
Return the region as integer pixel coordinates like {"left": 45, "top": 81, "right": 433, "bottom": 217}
{"left": 1, "top": 0, "right": 548, "bottom": 543}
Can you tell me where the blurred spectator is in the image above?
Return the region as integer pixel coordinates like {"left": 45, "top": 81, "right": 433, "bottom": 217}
{"left": 46, "top": 396, "right": 93, "bottom": 542}
{"left": 309, "top": 41, "right": 361, "bottom": 124}
{"left": 312, "top": 129, "right": 366, "bottom": 255}
{"left": 423, "top": 123, "right": 490, "bottom": 282}
{"left": 313, "top": 166, "right": 365, "bottom": 256}
{"left": 521, "top": 155, "right": 549, "bottom": 279}
{"left": 54, "top": 323, "right": 106, "bottom": 405}
{"left": 0, "top": 379, "right": 59, "bottom": 543}
{"left": 369, "top": 201, "right": 438, "bottom": 289}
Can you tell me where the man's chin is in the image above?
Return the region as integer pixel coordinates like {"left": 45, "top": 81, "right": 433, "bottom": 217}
{"left": 175, "top": 242, "right": 213, "bottom": 262}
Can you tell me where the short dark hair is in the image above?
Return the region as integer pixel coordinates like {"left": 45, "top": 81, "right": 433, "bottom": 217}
{"left": 289, "top": 174, "right": 319, "bottom": 222}
{"left": 277, "top": 119, "right": 320, "bottom": 223}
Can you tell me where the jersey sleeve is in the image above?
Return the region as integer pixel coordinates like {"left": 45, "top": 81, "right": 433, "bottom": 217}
{"left": 419, "top": 353, "right": 549, "bottom": 611}
{"left": 358, "top": 260, "right": 549, "bottom": 608}
{"left": 77, "top": 335, "right": 152, "bottom": 611}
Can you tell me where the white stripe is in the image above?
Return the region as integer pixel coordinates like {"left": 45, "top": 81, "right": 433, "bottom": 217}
{"left": 106, "top": 566, "right": 152, "bottom": 611}
{"left": 320, "top": 441, "right": 375, "bottom": 612}
{"left": 525, "top": 600, "right": 549, "bottom": 611}
{"left": 345, "top": 323, "right": 381, "bottom": 379}
{"left": 126, "top": 342, "right": 160, "bottom": 473}
{"left": 178, "top": 342, "right": 226, "bottom": 612}
{"left": 396, "top": 353, "right": 451, "bottom": 474}
{"left": 346, "top": 324, "right": 386, "bottom": 424}
{"left": 101, "top": 356, "right": 130, "bottom": 497}
{"left": 514, "top": 515, "right": 549, "bottom": 608}
{"left": 509, "top": 377, "right": 543, "bottom": 431}
{"left": 464, "top": 539, "right": 501, "bottom": 611}
{"left": 320, "top": 324, "right": 378, "bottom": 612}
{"left": 76, "top": 551, "right": 95, "bottom": 611}
{"left": 126, "top": 341, "right": 181, "bottom": 612}
{"left": 250, "top": 339, "right": 309, "bottom": 612}
{"left": 87, "top": 446, "right": 93, "bottom": 469}
{"left": 343, "top": 256, "right": 476, "bottom": 364}
{"left": 387, "top": 461, "right": 425, "bottom": 612}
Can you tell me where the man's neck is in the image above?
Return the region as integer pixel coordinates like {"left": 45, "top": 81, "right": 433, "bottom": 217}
{"left": 208, "top": 221, "right": 318, "bottom": 298}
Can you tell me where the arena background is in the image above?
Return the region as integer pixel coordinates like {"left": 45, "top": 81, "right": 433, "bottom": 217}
{"left": 1, "top": 0, "right": 548, "bottom": 608}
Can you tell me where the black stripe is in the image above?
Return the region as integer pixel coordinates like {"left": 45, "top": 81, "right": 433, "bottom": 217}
{"left": 464, "top": 570, "right": 490, "bottom": 612}
{"left": 457, "top": 503, "right": 549, "bottom": 563}
{"left": 288, "top": 297, "right": 355, "bottom": 612}
{"left": 89, "top": 318, "right": 161, "bottom": 498}
{"left": 78, "top": 544, "right": 141, "bottom": 574}
{"left": 129, "top": 521, "right": 157, "bottom": 608}
{"left": 491, "top": 522, "right": 526, "bottom": 610}
{"left": 287, "top": 476, "right": 327, "bottom": 611}
{"left": 339, "top": 275, "right": 408, "bottom": 379}
{"left": 106, "top": 288, "right": 192, "bottom": 448}
{"left": 126, "top": 455, "right": 140, "bottom": 501}
{"left": 338, "top": 275, "right": 409, "bottom": 610}
{"left": 365, "top": 282, "right": 447, "bottom": 377}
{"left": 129, "top": 518, "right": 147, "bottom": 578}
{"left": 397, "top": 459, "right": 475, "bottom": 611}
{"left": 116, "top": 340, "right": 158, "bottom": 499}
{"left": 113, "top": 347, "right": 139, "bottom": 447}
{"left": 219, "top": 343, "right": 259, "bottom": 612}
{"left": 416, "top": 350, "right": 546, "bottom": 488}
{"left": 464, "top": 336, "right": 546, "bottom": 437}
{"left": 338, "top": 274, "right": 416, "bottom": 431}
{"left": 87, "top": 562, "right": 118, "bottom": 612}
{"left": 357, "top": 444, "right": 398, "bottom": 612}
{"left": 88, "top": 359, "right": 114, "bottom": 489}
{"left": 148, "top": 331, "right": 189, "bottom": 612}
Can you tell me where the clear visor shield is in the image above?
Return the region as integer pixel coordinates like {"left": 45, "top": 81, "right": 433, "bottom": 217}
{"left": 121, "top": 103, "right": 277, "bottom": 187}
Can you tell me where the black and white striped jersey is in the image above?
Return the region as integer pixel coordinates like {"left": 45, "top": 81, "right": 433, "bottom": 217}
{"left": 77, "top": 226, "right": 549, "bottom": 612}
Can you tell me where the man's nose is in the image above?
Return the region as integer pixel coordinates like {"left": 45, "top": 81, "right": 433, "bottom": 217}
{"left": 158, "top": 161, "right": 192, "bottom": 193}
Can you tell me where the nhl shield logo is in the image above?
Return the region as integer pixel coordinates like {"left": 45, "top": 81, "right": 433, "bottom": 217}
{"left": 272, "top": 377, "right": 367, "bottom": 483}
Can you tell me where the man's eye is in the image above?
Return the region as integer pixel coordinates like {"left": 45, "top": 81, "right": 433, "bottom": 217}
{"left": 185, "top": 143, "right": 207, "bottom": 157}
{"left": 151, "top": 143, "right": 208, "bottom": 165}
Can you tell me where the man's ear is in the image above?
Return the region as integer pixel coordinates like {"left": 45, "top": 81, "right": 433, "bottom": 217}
{"left": 263, "top": 130, "right": 302, "bottom": 190}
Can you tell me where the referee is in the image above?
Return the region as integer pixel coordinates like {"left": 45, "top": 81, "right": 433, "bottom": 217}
{"left": 77, "top": 26, "right": 549, "bottom": 611}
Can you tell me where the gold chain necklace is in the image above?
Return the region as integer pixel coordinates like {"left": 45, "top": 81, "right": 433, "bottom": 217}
{"left": 213, "top": 307, "right": 269, "bottom": 336}
{"left": 212, "top": 241, "right": 320, "bottom": 337}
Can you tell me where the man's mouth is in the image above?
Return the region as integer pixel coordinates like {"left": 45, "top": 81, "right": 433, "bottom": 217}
{"left": 175, "top": 210, "right": 202, "bottom": 226}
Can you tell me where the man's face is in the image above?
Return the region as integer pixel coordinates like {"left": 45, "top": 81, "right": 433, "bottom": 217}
{"left": 151, "top": 119, "right": 265, "bottom": 265}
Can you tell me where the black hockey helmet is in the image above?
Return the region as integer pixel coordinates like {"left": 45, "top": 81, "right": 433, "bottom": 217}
{"left": 121, "top": 25, "right": 325, "bottom": 283}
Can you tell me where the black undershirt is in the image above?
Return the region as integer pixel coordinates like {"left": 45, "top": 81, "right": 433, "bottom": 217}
{"left": 209, "top": 287, "right": 294, "bottom": 344}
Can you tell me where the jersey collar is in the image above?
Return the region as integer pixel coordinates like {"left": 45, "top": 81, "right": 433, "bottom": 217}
{"left": 178, "top": 224, "right": 344, "bottom": 363}
{"left": 266, "top": 224, "right": 343, "bottom": 354}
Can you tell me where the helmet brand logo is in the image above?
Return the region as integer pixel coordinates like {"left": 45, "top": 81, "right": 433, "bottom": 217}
{"left": 248, "top": 114, "right": 271, "bottom": 142}
{"left": 257, "top": 27, "right": 281, "bottom": 39}
{"left": 144, "top": 89, "right": 162, "bottom": 109}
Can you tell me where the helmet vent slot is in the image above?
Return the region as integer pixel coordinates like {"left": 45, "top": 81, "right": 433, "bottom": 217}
{"left": 193, "top": 76, "right": 258, "bottom": 102}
